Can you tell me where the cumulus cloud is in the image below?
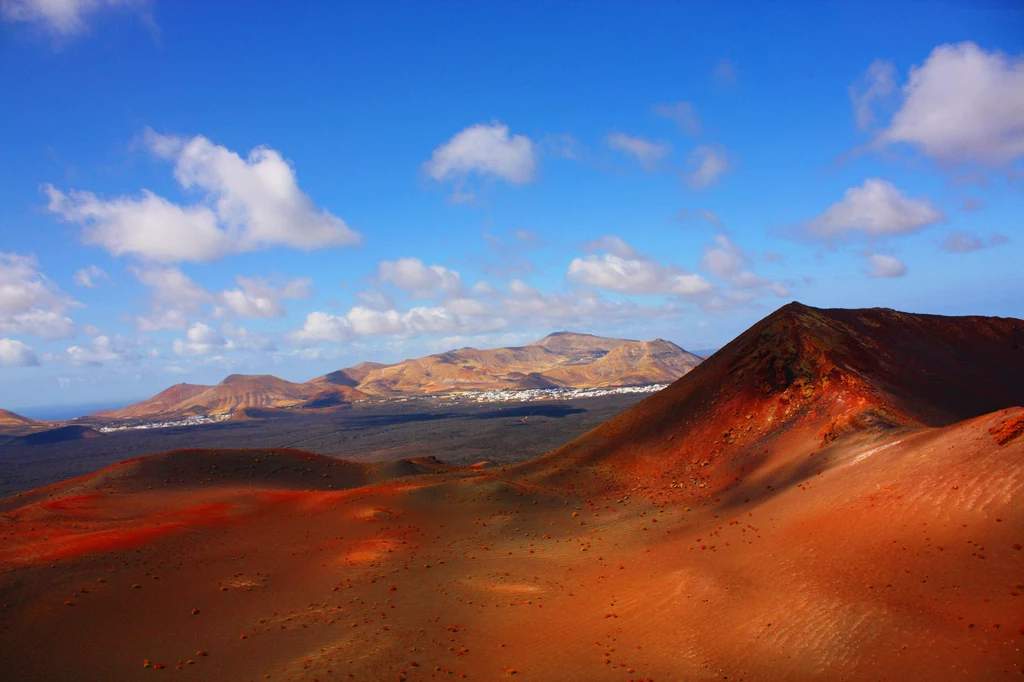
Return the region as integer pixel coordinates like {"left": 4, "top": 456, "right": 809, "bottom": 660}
{"left": 568, "top": 237, "right": 713, "bottom": 296}
{"left": 876, "top": 42, "right": 1024, "bottom": 168}
{"left": 131, "top": 266, "right": 309, "bottom": 330}
{"left": 129, "top": 265, "right": 212, "bottom": 330}
{"left": 653, "top": 102, "right": 701, "bottom": 135}
{"left": 606, "top": 133, "right": 671, "bottom": 172}
{"left": 802, "top": 178, "right": 944, "bottom": 241}
{"left": 0, "top": 252, "right": 77, "bottom": 338}
{"left": 849, "top": 59, "right": 896, "bottom": 131}
{"left": 73, "top": 264, "right": 108, "bottom": 288}
{"left": 173, "top": 322, "right": 227, "bottom": 356}
{"left": 424, "top": 122, "right": 536, "bottom": 186}
{"left": 0, "top": 338, "right": 39, "bottom": 366}
{"left": 288, "top": 311, "right": 354, "bottom": 345}
{"left": 686, "top": 145, "right": 731, "bottom": 189}
{"left": 865, "top": 254, "right": 907, "bottom": 278}
{"left": 45, "top": 130, "right": 359, "bottom": 262}
{"left": 1, "top": 0, "right": 146, "bottom": 36}
{"left": 377, "top": 258, "right": 462, "bottom": 298}
{"left": 289, "top": 303, "right": 502, "bottom": 346}
{"left": 64, "top": 334, "right": 139, "bottom": 365}
{"left": 700, "top": 234, "right": 788, "bottom": 296}
{"left": 217, "top": 276, "right": 311, "bottom": 318}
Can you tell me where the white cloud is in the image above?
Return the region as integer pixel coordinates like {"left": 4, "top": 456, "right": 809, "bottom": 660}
{"left": 568, "top": 238, "right": 713, "bottom": 296}
{"left": 877, "top": 42, "right": 1024, "bottom": 167}
{"left": 83, "top": 324, "right": 102, "bottom": 336}
{"left": 290, "top": 303, "right": 503, "bottom": 346}
{"left": 700, "top": 234, "right": 783, "bottom": 292}
{"left": 0, "top": 338, "right": 39, "bottom": 366}
{"left": 218, "top": 275, "right": 311, "bottom": 318}
{"left": 135, "top": 308, "right": 189, "bottom": 333}
{"left": 73, "top": 264, "right": 108, "bottom": 288}
{"left": 288, "top": 312, "right": 354, "bottom": 345}
{"left": 47, "top": 187, "right": 229, "bottom": 262}
{"left": 849, "top": 59, "right": 896, "bottom": 131}
{"left": 45, "top": 130, "right": 359, "bottom": 262}
{"left": 377, "top": 258, "right": 462, "bottom": 298}
{"left": 173, "top": 322, "right": 227, "bottom": 356}
{"left": 653, "top": 102, "right": 701, "bottom": 135}
{"left": 1, "top": 0, "right": 145, "bottom": 36}
{"left": 445, "top": 297, "right": 488, "bottom": 316}
{"left": 130, "top": 265, "right": 212, "bottom": 330}
{"left": 692, "top": 235, "right": 790, "bottom": 309}
{"left": 802, "top": 178, "right": 943, "bottom": 241}
{"left": 64, "top": 334, "right": 138, "bottom": 365}
{"left": 424, "top": 122, "right": 536, "bottom": 185}
{"left": 606, "top": 133, "right": 671, "bottom": 172}
{"left": 0, "top": 252, "right": 77, "bottom": 338}
{"left": 686, "top": 145, "right": 731, "bottom": 189}
{"left": 131, "top": 266, "right": 308, "bottom": 329}
{"left": 865, "top": 254, "right": 907, "bottom": 278}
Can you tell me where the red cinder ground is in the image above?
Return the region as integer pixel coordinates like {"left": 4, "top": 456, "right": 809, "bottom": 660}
{"left": 1, "top": 304, "right": 1022, "bottom": 680}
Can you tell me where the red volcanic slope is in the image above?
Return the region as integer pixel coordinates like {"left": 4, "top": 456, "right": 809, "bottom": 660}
{"left": 0, "top": 303, "right": 1022, "bottom": 681}
{"left": 519, "top": 302, "right": 1024, "bottom": 493}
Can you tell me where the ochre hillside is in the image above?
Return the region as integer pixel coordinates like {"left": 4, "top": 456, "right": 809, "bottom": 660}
{"left": 318, "top": 332, "right": 701, "bottom": 396}
{"left": 94, "top": 332, "right": 702, "bottom": 421}
{"left": 0, "top": 408, "right": 47, "bottom": 435}
{"left": 92, "top": 383, "right": 211, "bottom": 420}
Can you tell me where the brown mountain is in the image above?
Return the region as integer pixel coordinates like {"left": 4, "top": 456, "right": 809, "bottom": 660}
{"left": 159, "top": 374, "right": 322, "bottom": 417}
{"left": 354, "top": 332, "right": 701, "bottom": 396}
{"left": 520, "top": 302, "right": 1024, "bottom": 490}
{"left": 92, "top": 383, "right": 211, "bottom": 420}
{"left": 309, "top": 361, "right": 393, "bottom": 388}
{"left": 0, "top": 408, "right": 47, "bottom": 435}
{"left": 97, "top": 332, "right": 702, "bottom": 421}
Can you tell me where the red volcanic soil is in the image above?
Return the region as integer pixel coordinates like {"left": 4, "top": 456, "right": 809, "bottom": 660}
{"left": 0, "top": 303, "right": 1022, "bottom": 681}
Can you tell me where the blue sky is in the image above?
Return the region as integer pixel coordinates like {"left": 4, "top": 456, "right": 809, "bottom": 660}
{"left": 1, "top": 0, "right": 1022, "bottom": 414}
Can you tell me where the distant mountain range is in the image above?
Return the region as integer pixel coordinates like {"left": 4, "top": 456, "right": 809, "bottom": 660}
{"left": 88, "top": 332, "right": 702, "bottom": 422}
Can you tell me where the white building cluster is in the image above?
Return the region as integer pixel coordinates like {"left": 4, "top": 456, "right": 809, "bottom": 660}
{"left": 98, "top": 413, "right": 232, "bottom": 433}
{"left": 448, "top": 383, "right": 669, "bottom": 404}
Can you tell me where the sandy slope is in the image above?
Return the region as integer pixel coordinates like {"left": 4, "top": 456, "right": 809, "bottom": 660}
{"left": 1, "top": 304, "right": 1022, "bottom": 680}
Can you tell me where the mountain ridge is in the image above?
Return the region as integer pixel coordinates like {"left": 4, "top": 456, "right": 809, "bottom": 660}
{"left": 92, "top": 331, "right": 702, "bottom": 421}
{"left": 517, "top": 302, "right": 1024, "bottom": 493}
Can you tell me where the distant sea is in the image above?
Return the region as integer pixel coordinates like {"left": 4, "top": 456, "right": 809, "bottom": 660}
{"left": 13, "top": 400, "right": 138, "bottom": 422}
